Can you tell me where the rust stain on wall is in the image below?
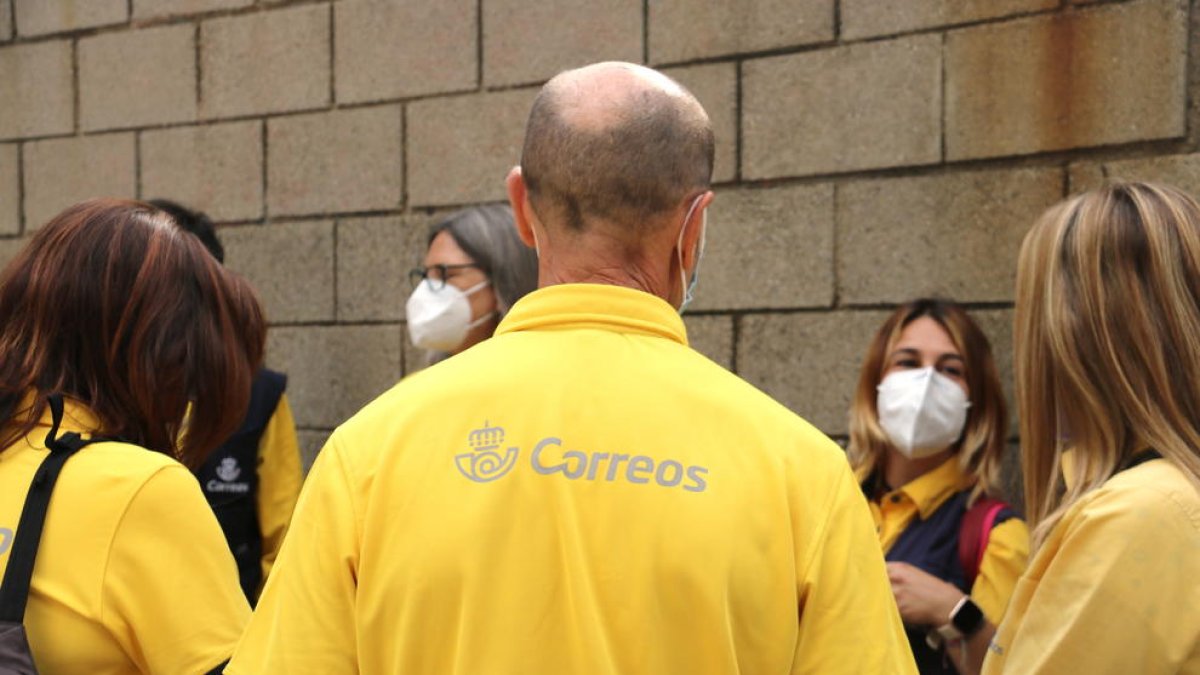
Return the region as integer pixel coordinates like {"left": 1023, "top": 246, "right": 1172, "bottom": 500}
{"left": 1036, "top": 12, "right": 1082, "bottom": 152}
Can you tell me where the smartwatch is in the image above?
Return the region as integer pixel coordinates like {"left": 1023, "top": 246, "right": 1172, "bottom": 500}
{"left": 936, "top": 595, "right": 986, "bottom": 642}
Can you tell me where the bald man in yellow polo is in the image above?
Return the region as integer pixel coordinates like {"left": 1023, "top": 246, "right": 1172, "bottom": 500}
{"left": 229, "top": 61, "right": 915, "bottom": 675}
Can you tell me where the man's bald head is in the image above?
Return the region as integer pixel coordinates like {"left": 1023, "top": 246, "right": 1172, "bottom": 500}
{"left": 520, "top": 62, "right": 714, "bottom": 235}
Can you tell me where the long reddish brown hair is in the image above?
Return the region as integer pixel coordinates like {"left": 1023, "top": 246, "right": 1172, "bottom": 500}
{"left": 0, "top": 198, "right": 265, "bottom": 468}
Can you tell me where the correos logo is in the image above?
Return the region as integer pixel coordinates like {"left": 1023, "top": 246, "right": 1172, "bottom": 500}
{"left": 532, "top": 437, "right": 708, "bottom": 492}
{"left": 455, "top": 421, "right": 520, "bottom": 483}
{"left": 454, "top": 422, "right": 708, "bottom": 493}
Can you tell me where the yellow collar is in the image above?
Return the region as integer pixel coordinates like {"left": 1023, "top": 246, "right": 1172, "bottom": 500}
{"left": 496, "top": 284, "right": 688, "bottom": 346}
{"left": 15, "top": 391, "right": 104, "bottom": 438}
{"left": 891, "top": 456, "right": 972, "bottom": 519}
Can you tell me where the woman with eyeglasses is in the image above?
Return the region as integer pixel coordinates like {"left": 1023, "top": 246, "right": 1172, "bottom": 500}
{"left": 406, "top": 205, "right": 539, "bottom": 363}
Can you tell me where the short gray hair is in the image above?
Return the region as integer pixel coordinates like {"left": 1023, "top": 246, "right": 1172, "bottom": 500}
{"left": 427, "top": 204, "right": 538, "bottom": 315}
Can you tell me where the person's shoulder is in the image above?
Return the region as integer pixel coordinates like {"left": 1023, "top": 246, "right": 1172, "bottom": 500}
{"left": 1071, "top": 459, "right": 1200, "bottom": 537}
{"left": 76, "top": 439, "right": 183, "bottom": 474}
{"left": 55, "top": 441, "right": 198, "bottom": 526}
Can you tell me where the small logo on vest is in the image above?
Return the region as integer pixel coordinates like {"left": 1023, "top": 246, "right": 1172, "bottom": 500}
{"left": 216, "top": 457, "right": 241, "bottom": 482}
{"left": 207, "top": 456, "right": 250, "bottom": 494}
{"left": 0, "top": 527, "right": 13, "bottom": 556}
{"left": 455, "top": 421, "right": 519, "bottom": 483}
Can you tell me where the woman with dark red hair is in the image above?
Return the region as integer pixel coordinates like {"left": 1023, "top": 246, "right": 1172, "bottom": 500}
{"left": 0, "top": 199, "right": 265, "bottom": 673}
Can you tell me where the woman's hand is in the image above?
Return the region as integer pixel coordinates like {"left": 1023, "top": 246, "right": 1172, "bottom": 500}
{"left": 886, "top": 561, "right": 966, "bottom": 627}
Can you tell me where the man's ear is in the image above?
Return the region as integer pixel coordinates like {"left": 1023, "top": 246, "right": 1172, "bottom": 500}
{"left": 507, "top": 167, "right": 539, "bottom": 250}
{"left": 680, "top": 190, "right": 714, "bottom": 269}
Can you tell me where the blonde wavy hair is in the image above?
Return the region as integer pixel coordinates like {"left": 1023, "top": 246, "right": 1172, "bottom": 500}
{"left": 1016, "top": 182, "right": 1200, "bottom": 550}
{"left": 848, "top": 299, "right": 1009, "bottom": 501}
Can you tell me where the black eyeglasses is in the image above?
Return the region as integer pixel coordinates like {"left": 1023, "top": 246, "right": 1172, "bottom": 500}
{"left": 409, "top": 263, "right": 482, "bottom": 291}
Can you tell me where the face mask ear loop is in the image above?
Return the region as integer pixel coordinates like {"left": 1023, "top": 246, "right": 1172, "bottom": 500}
{"left": 462, "top": 279, "right": 496, "bottom": 330}
{"left": 462, "top": 279, "right": 491, "bottom": 297}
{"left": 677, "top": 195, "right": 706, "bottom": 313}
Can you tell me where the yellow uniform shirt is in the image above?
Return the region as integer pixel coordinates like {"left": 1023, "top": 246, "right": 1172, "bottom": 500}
{"left": 865, "top": 457, "right": 1029, "bottom": 624}
{"left": 983, "top": 458, "right": 1200, "bottom": 674}
{"left": 254, "top": 393, "right": 302, "bottom": 592}
{"left": 229, "top": 284, "right": 915, "bottom": 675}
{"left": 0, "top": 398, "right": 250, "bottom": 673}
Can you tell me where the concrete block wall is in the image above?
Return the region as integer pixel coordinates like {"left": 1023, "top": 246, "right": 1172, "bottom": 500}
{"left": 0, "top": 0, "right": 1194, "bottom": 474}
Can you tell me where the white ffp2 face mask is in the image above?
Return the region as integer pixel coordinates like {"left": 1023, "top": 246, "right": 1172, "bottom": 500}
{"left": 405, "top": 279, "right": 493, "bottom": 353}
{"left": 876, "top": 367, "right": 971, "bottom": 459}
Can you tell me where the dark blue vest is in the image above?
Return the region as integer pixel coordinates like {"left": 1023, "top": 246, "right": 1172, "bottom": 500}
{"left": 866, "top": 477, "right": 1017, "bottom": 675}
{"left": 194, "top": 369, "right": 286, "bottom": 604}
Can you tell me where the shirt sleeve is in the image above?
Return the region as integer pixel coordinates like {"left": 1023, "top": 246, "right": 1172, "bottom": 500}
{"left": 100, "top": 464, "right": 251, "bottom": 674}
{"left": 227, "top": 433, "right": 361, "bottom": 674}
{"left": 971, "top": 517, "right": 1029, "bottom": 625}
{"left": 985, "top": 489, "right": 1200, "bottom": 674}
{"left": 791, "top": 459, "right": 918, "bottom": 675}
{"left": 254, "top": 393, "right": 303, "bottom": 596}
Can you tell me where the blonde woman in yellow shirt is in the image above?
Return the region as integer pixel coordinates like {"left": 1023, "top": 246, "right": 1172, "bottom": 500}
{"left": 849, "top": 298, "right": 1029, "bottom": 675}
{"left": 985, "top": 182, "right": 1200, "bottom": 674}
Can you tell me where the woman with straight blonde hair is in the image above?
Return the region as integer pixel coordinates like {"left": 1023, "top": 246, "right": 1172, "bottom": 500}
{"left": 849, "top": 299, "right": 1028, "bottom": 675}
{"left": 984, "top": 182, "right": 1200, "bottom": 674}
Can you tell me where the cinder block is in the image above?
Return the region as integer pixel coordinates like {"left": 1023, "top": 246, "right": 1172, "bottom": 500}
{"left": 1, "top": 3, "right": 12, "bottom": 41}
{"left": 337, "top": 215, "right": 432, "bottom": 322}
{"left": 13, "top": 0, "right": 125, "bottom": 37}
{"left": 483, "top": 0, "right": 641, "bottom": 87}
{"left": 743, "top": 35, "right": 941, "bottom": 179}
{"left": 0, "top": 41, "right": 73, "bottom": 140}
{"left": 971, "top": 308, "right": 1016, "bottom": 438}
{"left": 838, "top": 167, "right": 1062, "bottom": 305}
{"left": 141, "top": 120, "right": 263, "bottom": 222}
{"left": 133, "top": 0, "right": 254, "bottom": 20}
{"left": 401, "top": 325, "right": 425, "bottom": 376}
{"left": 662, "top": 62, "right": 737, "bottom": 184}
{"left": 683, "top": 315, "right": 733, "bottom": 371}
{"left": 738, "top": 310, "right": 890, "bottom": 436}
{"left": 0, "top": 144, "right": 17, "bottom": 235}
{"left": 841, "top": 0, "right": 1056, "bottom": 40}
{"left": 690, "top": 184, "right": 834, "bottom": 311}
{"left": 266, "top": 324, "right": 403, "bottom": 428}
{"left": 335, "top": 0, "right": 475, "bottom": 103}
{"left": 946, "top": 0, "right": 1188, "bottom": 160}
{"left": 222, "top": 220, "right": 335, "bottom": 323}
{"left": 1068, "top": 153, "right": 1200, "bottom": 196}
{"left": 80, "top": 25, "right": 196, "bottom": 132}
{"left": 200, "top": 4, "right": 330, "bottom": 119}
{"left": 267, "top": 106, "right": 402, "bottom": 216}
{"left": 407, "top": 88, "right": 535, "bottom": 207}
{"left": 296, "top": 429, "right": 331, "bottom": 472}
{"left": 649, "top": 0, "right": 833, "bottom": 64}
{"left": 24, "top": 134, "right": 136, "bottom": 230}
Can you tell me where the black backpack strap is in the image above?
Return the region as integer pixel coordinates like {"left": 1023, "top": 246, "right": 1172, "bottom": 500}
{"left": 0, "top": 394, "right": 96, "bottom": 623}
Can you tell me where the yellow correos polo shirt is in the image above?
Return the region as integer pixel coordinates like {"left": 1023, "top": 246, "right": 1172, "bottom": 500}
{"left": 229, "top": 283, "right": 916, "bottom": 675}
{"left": 0, "top": 398, "right": 250, "bottom": 673}
{"left": 983, "top": 457, "right": 1200, "bottom": 674}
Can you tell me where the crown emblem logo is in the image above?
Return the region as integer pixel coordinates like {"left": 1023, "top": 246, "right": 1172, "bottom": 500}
{"left": 215, "top": 457, "right": 241, "bottom": 482}
{"left": 456, "top": 421, "right": 519, "bottom": 483}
